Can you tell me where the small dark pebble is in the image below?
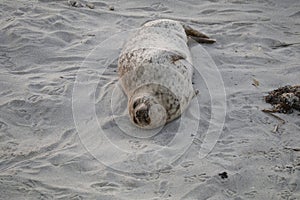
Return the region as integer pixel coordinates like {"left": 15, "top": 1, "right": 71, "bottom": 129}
{"left": 218, "top": 171, "right": 228, "bottom": 179}
{"left": 68, "top": 0, "right": 82, "bottom": 7}
{"left": 109, "top": 5, "right": 114, "bottom": 11}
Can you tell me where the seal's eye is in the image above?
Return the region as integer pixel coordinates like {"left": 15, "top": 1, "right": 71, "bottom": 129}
{"left": 133, "top": 101, "right": 139, "bottom": 109}
{"left": 133, "top": 116, "right": 138, "bottom": 124}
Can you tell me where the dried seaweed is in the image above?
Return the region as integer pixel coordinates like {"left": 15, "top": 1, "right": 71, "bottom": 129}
{"left": 264, "top": 85, "right": 300, "bottom": 114}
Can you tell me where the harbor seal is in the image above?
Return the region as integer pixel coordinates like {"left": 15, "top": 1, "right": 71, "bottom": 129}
{"left": 118, "top": 19, "right": 215, "bottom": 129}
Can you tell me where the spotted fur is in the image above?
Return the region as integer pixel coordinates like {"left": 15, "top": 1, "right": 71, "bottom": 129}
{"left": 118, "top": 19, "right": 214, "bottom": 129}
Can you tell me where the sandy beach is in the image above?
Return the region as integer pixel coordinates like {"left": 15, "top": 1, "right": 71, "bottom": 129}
{"left": 0, "top": 0, "right": 300, "bottom": 199}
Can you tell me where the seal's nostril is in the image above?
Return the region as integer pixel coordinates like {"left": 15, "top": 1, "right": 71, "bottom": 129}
{"left": 135, "top": 108, "right": 150, "bottom": 125}
{"left": 136, "top": 109, "right": 148, "bottom": 118}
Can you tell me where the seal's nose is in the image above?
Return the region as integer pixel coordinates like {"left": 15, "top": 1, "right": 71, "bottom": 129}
{"left": 136, "top": 109, "right": 147, "bottom": 118}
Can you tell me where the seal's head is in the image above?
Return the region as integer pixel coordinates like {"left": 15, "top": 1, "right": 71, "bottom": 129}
{"left": 129, "top": 93, "right": 167, "bottom": 129}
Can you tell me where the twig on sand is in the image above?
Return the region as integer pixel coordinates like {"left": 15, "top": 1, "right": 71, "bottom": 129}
{"left": 283, "top": 146, "right": 300, "bottom": 152}
{"left": 271, "top": 42, "right": 300, "bottom": 49}
{"left": 272, "top": 124, "right": 279, "bottom": 133}
{"left": 262, "top": 109, "right": 286, "bottom": 124}
{"left": 262, "top": 109, "right": 285, "bottom": 133}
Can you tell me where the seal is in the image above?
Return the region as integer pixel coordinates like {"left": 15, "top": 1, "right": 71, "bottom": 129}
{"left": 118, "top": 19, "right": 215, "bottom": 129}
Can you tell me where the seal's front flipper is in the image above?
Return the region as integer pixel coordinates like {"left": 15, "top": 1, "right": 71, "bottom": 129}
{"left": 183, "top": 24, "right": 216, "bottom": 44}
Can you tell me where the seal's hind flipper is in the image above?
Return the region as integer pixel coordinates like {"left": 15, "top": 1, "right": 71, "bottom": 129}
{"left": 190, "top": 36, "right": 216, "bottom": 44}
{"left": 183, "top": 24, "right": 216, "bottom": 44}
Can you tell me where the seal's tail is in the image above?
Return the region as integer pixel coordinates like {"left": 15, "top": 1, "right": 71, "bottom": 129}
{"left": 183, "top": 24, "right": 216, "bottom": 44}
